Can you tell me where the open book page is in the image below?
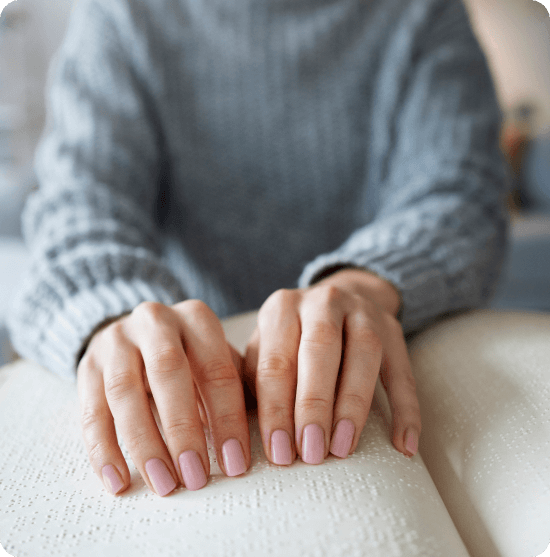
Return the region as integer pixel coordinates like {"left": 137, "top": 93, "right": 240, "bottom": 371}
{"left": 406, "top": 310, "right": 550, "bottom": 557}
{"left": 0, "top": 315, "right": 469, "bottom": 557}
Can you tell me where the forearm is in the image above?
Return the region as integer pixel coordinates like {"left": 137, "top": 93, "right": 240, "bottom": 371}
{"left": 6, "top": 0, "right": 188, "bottom": 381}
{"left": 299, "top": 0, "right": 509, "bottom": 333}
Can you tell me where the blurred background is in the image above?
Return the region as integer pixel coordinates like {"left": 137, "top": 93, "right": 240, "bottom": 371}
{"left": 0, "top": 0, "right": 549, "bottom": 367}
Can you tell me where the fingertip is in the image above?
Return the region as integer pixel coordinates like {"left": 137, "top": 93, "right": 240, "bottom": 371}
{"left": 270, "top": 429, "right": 294, "bottom": 465}
{"left": 101, "top": 464, "right": 127, "bottom": 495}
{"left": 145, "top": 458, "right": 178, "bottom": 496}
{"left": 179, "top": 450, "right": 208, "bottom": 491}
{"left": 301, "top": 424, "right": 325, "bottom": 465}
{"left": 329, "top": 419, "right": 355, "bottom": 459}
{"left": 402, "top": 427, "right": 419, "bottom": 457}
{"left": 221, "top": 438, "right": 248, "bottom": 476}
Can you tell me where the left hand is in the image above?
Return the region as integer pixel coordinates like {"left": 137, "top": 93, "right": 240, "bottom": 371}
{"left": 242, "top": 268, "right": 422, "bottom": 465}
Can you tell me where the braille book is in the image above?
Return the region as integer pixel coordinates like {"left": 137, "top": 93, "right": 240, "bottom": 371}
{"left": 1, "top": 310, "right": 549, "bottom": 557}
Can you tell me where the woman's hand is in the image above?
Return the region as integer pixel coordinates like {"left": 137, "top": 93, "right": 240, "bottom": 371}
{"left": 243, "top": 268, "right": 421, "bottom": 465}
{"left": 77, "top": 300, "right": 250, "bottom": 496}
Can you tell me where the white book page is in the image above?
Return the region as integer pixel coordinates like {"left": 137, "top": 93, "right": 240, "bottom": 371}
{"left": 0, "top": 314, "right": 469, "bottom": 557}
{"left": 407, "top": 310, "right": 550, "bottom": 557}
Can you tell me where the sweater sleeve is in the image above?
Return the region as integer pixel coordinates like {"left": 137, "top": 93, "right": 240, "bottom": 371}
{"left": 6, "top": 0, "right": 185, "bottom": 381}
{"left": 298, "top": 0, "right": 510, "bottom": 334}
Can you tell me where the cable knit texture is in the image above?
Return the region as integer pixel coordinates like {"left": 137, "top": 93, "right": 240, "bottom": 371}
{"left": 7, "top": 0, "right": 509, "bottom": 380}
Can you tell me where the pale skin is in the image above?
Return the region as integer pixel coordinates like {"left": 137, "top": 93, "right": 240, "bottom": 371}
{"left": 77, "top": 268, "right": 422, "bottom": 496}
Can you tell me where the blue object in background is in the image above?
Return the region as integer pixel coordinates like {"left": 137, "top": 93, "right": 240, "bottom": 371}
{"left": 490, "top": 131, "right": 550, "bottom": 313}
{"left": 522, "top": 133, "right": 550, "bottom": 212}
{"left": 491, "top": 232, "right": 550, "bottom": 312}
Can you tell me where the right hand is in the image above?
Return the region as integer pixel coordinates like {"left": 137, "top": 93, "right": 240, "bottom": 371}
{"left": 77, "top": 300, "right": 251, "bottom": 497}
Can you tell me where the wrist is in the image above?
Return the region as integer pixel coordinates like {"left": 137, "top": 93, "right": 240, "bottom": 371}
{"left": 313, "top": 266, "right": 403, "bottom": 319}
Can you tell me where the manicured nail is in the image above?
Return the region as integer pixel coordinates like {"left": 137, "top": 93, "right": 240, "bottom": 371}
{"left": 101, "top": 464, "right": 124, "bottom": 495}
{"left": 178, "top": 450, "right": 207, "bottom": 491}
{"left": 271, "top": 430, "right": 293, "bottom": 465}
{"left": 329, "top": 419, "right": 355, "bottom": 458}
{"left": 302, "top": 424, "right": 325, "bottom": 464}
{"left": 404, "top": 428, "right": 419, "bottom": 456}
{"left": 222, "top": 438, "right": 247, "bottom": 476}
{"left": 145, "top": 458, "right": 177, "bottom": 496}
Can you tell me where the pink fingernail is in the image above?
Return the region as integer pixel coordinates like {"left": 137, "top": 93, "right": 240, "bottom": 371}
{"left": 178, "top": 450, "right": 207, "bottom": 491}
{"left": 101, "top": 464, "right": 124, "bottom": 495}
{"left": 271, "top": 430, "right": 293, "bottom": 465}
{"left": 329, "top": 419, "right": 355, "bottom": 458}
{"left": 145, "top": 458, "right": 177, "bottom": 496}
{"left": 302, "top": 424, "right": 325, "bottom": 464}
{"left": 405, "top": 428, "right": 419, "bottom": 456}
{"left": 222, "top": 439, "right": 247, "bottom": 476}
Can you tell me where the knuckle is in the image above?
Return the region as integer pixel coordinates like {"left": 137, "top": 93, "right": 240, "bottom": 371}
{"left": 124, "top": 427, "right": 152, "bottom": 453}
{"left": 145, "top": 345, "right": 186, "bottom": 377}
{"left": 162, "top": 415, "right": 199, "bottom": 438}
{"left": 94, "top": 320, "right": 127, "bottom": 346}
{"left": 355, "top": 327, "right": 383, "bottom": 356}
{"left": 87, "top": 439, "right": 110, "bottom": 464}
{"left": 179, "top": 299, "right": 213, "bottom": 320}
{"left": 132, "top": 302, "right": 172, "bottom": 330}
{"left": 356, "top": 295, "right": 375, "bottom": 311}
{"left": 209, "top": 411, "right": 244, "bottom": 432}
{"left": 199, "top": 358, "right": 239, "bottom": 387}
{"left": 269, "top": 288, "right": 296, "bottom": 307}
{"left": 104, "top": 367, "right": 140, "bottom": 402}
{"left": 106, "top": 320, "right": 127, "bottom": 339}
{"left": 337, "top": 391, "right": 370, "bottom": 413}
{"left": 207, "top": 374, "right": 239, "bottom": 391}
{"left": 297, "top": 396, "right": 333, "bottom": 414}
{"left": 260, "top": 403, "right": 293, "bottom": 424}
{"left": 132, "top": 301, "right": 169, "bottom": 325}
{"left": 302, "top": 320, "right": 341, "bottom": 348}
{"left": 256, "top": 353, "right": 296, "bottom": 380}
{"left": 80, "top": 405, "right": 109, "bottom": 430}
{"left": 259, "top": 289, "right": 296, "bottom": 320}
{"left": 317, "top": 284, "right": 343, "bottom": 306}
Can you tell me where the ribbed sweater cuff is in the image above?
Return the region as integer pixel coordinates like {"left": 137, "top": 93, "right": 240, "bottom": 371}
{"left": 298, "top": 252, "right": 446, "bottom": 334}
{"left": 8, "top": 279, "right": 182, "bottom": 382}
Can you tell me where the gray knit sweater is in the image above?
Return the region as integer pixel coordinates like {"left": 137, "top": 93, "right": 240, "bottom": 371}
{"left": 8, "top": 0, "right": 509, "bottom": 381}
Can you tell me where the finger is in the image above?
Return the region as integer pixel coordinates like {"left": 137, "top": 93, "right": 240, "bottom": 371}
{"left": 195, "top": 383, "right": 208, "bottom": 426}
{"left": 102, "top": 320, "right": 179, "bottom": 497}
{"left": 229, "top": 342, "right": 258, "bottom": 411}
{"left": 243, "top": 328, "right": 260, "bottom": 399}
{"left": 174, "top": 300, "right": 250, "bottom": 477}
{"left": 130, "top": 303, "right": 209, "bottom": 491}
{"left": 228, "top": 344, "right": 243, "bottom": 379}
{"left": 380, "top": 321, "right": 422, "bottom": 457}
{"left": 329, "top": 311, "right": 383, "bottom": 458}
{"left": 295, "top": 287, "right": 345, "bottom": 464}
{"left": 255, "top": 290, "right": 301, "bottom": 465}
{"left": 78, "top": 353, "right": 130, "bottom": 496}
